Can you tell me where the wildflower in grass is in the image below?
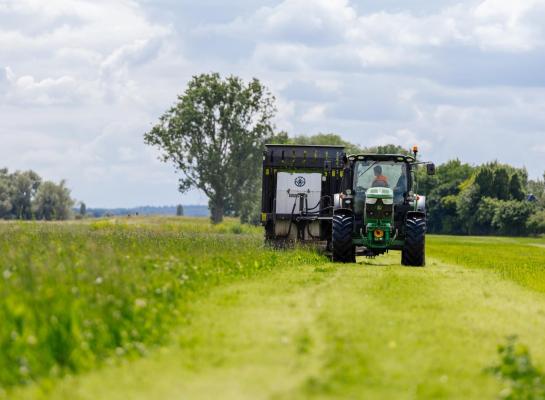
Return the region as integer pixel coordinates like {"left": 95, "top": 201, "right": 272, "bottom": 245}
{"left": 0, "top": 218, "right": 323, "bottom": 389}
{"left": 135, "top": 298, "right": 147, "bottom": 309}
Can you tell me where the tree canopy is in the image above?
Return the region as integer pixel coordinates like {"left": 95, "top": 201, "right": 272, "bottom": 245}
{"left": 274, "top": 132, "right": 411, "bottom": 156}
{"left": 145, "top": 73, "right": 277, "bottom": 224}
{"left": 0, "top": 169, "right": 74, "bottom": 220}
{"left": 33, "top": 180, "right": 73, "bottom": 221}
{"left": 418, "top": 161, "right": 544, "bottom": 236}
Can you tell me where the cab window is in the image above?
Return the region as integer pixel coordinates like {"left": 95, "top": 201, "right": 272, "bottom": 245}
{"left": 354, "top": 161, "right": 408, "bottom": 203}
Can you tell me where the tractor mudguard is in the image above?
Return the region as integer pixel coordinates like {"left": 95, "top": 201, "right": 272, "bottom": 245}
{"left": 406, "top": 210, "right": 426, "bottom": 220}
{"left": 334, "top": 208, "right": 353, "bottom": 216}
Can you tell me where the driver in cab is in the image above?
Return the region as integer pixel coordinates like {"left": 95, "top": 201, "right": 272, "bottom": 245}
{"left": 372, "top": 165, "right": 389, "bottom": 188}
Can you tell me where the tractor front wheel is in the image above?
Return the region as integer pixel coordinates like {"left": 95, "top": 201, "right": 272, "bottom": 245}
{"left": 401, "top": 216, "right": 426, "bottom": 267}
{"left": 332, "top": 214, "right": 356, "bottom": 263}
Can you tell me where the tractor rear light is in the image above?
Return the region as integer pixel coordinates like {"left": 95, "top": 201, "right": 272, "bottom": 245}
{"left": 374, "top": 229, "right": 384, "bottom": 238}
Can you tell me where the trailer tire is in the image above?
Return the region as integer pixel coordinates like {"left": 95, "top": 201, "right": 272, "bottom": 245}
{"left": 264, "top": 223, "right": 289, "bottom": 249}
{"left": 332, "top": 214, "right": 356, "bottom": 263}
{"left": 401, "top": 216, "right": 426, "bottom": 267}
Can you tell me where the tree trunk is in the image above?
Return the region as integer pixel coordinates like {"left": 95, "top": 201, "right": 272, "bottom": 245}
{"left": 210, "top": 199, "right": 224, "bottom": 224}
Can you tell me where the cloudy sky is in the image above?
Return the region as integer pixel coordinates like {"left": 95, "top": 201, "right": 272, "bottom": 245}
{"left": 1, "top": 0, "right": 545, "bottom": 207}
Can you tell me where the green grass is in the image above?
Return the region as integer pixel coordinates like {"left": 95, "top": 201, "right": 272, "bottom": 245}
{"left": 0, "top": 217, "right": 324, "bottom": 392}
{"left": 427, "top": 235, "right": 545, "bottom": 293}
{"left": 3, "top": 219, "right": 545, "bottom": 399}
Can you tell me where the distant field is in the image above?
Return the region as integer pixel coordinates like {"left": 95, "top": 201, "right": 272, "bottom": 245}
{"left": 83, "top": 205, "right": 209, "bottom": 218}
{"left": 2, "top": 218, "right": 545, "bottom": 399}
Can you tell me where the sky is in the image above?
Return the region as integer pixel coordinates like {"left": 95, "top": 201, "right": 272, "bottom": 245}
{"left": 1, "top": 0, "right": 545, "bottom": 207}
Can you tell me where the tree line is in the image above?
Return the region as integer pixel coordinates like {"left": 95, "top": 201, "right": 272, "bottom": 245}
{"left": 0, "top": 168, "right": 74, "bottom": 220}
{"left": 417, "top": 160, "right": 545, "bottom": 236}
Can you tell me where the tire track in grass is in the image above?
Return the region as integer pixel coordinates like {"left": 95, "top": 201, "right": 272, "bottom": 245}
{"left": 10, "top": 251, "right": 545, "bottom": 400}
{"left": 283, "top": 255, "right": 545, "bottom": 400}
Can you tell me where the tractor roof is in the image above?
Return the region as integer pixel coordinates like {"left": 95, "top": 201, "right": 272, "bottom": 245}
{"left": 347, "top": 153, "right": 416, "bottom": 163}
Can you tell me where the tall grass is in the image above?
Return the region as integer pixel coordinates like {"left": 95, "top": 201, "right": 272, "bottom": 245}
{"left": 0, "top": 217, "right": 325, "bottom": 389}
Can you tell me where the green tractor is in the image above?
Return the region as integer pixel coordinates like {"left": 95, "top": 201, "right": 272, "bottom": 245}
{"left": 331, "top": 148, "right": 435, "bottom": 266}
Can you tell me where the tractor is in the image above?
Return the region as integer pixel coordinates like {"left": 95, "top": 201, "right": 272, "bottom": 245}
{"left": 260, "top": 144, "right": 435, "bottom": 266}
{"left": 331, "top": 148, "right": 435, "bottom": 265}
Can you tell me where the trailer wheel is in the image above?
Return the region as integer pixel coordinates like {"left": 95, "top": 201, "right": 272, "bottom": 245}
{"left": 401, "top": 216, "right": 426, "bottom": 267}
{"left": 265, "top": 222, "right": 290, "bottom": 250}
{"left": 332, "top": 214, "right": 356, "bottom": 263}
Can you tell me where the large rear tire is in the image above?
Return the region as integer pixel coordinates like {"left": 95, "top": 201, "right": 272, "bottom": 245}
{"left": 332, "top": 214, "right": 356, "bottom": 263}
{"left": 401, "top": 216, "right": 426, "bottom": 267}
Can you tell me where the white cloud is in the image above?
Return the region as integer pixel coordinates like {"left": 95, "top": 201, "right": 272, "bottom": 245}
{"left": 205, "top": 0, "right": 545, "bottom": 73}
{"left": 299, "top": 104, "right": 327, "bottom": 123}
{"left": 532, "top": 144, "right": 545, "bottom": 154}
{"left": 198, "top": 0, "right": 357, "bottom": 45}
{"left": 370, "top": 128, "right": 433, "bottom": 151}
{"left": 0, "top": 0, "right": 171, "bottom": 107}
{"left": 5, "top": 70, "right": 86, "bottom": 106}
{"left": 471, "top": 0, "right": 545, "bottom": 51}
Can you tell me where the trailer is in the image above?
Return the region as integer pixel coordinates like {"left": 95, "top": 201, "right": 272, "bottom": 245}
{"left": 260, "top": 144, "right": 345, "bottom": 245}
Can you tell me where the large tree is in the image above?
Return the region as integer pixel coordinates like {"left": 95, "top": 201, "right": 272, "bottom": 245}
{"left": 145, "top": 73, "right": 276, "bottom": 223}
{"left": 0, "top": 169, "right": 12, "bottom": 218}
{"left": 10, "top": 170, "right": 41, "bottom": 219}
{"left": 32, "top": 180, "right": 74, "bottom": 221}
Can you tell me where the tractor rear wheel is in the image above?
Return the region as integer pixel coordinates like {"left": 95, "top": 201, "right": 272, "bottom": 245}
{"left": 401, "top": 216, "right": 426, "bottom": 267}
{"left": 332, "top": 214, "right": 356, "bottom": 263}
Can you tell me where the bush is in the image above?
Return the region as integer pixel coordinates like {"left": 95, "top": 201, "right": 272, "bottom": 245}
{"left": 487, "top": 336, "right": 545, "bottom": 400}
{"left": 527, "top": 210, "right": 545, "bottom": 235}
{"left": 491, "top": 201, "right": 535, "bottom": 236}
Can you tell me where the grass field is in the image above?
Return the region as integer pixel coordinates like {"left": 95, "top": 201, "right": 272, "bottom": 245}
{"left": 1, "top": 217, "right": 545, "bottom": 399}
